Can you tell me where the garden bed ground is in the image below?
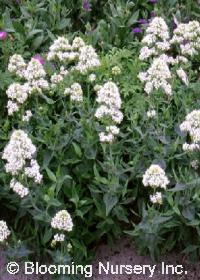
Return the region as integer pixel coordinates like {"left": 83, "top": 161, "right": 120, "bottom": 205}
{"left": 0, "top": 238, "right": 200, "bottom": 280}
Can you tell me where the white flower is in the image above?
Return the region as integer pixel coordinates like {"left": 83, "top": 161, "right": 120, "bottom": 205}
{"left": 0, "top": 221, "right": 10, "bottom": 242}
{"left": 47, "top": 37, "right": 73, "bottom": 62}
{"left": 2, "top": 130, "right": 37, "bottom": 175}
{"left": 99, "top": 132, "right": 114, "bottom": 143}
{"left": 70, "top": 83, "right": 83, "bottom": 102}
{"left": 76, "top": 45, "right": 100, "bottom": 73}
{"left": 7, "top": 101, "right": 19, "bottom": 116}
{"left": 96, "top": 81, "right": 122, "bottom": 109}
{"left": 53, "top": 233, "right": 65, "bottom": 242}
{"left": 88, "top": 73, "right": 96, "bottom": 82}
{"left": 72, "top": 37, "right": 85, "bottom": 50}
{"left": 180, "top": 110, "right": 200, "bottom": 151}
{"left": 51, "top": 210, "right": 73, "bottom": 232}
{"left": 191, "top": 160, "right": 198, "bottom": 170}
{"left": 22, "top": 110, "right": 32, "bottom": 122}
{"left": 171, "top": 21, "right": 200, "bottom": 57}
{"left": 6, "top": 83, "right": 28, "bottom": 104}
{"left": 8, "top": 54, "right": 26, "bottom": 78}
{"left": 10, "top": 179, "right": 29, "bottom": 198}
{"left": 150, "top": 192, "right": 163, "bottom": 204}
{"left": 142, "top": 164, "right": 169, "bottom": 189}
{"left": 176, "top": 68, "right": 189, "bottom": 85}
{"left": 139, "top": 56, "right": 172, "bottom": 96}
{"left": 24, "top": 159, "right": 43, "bottom": 184}
{"left": 139, "top": 17, "right": 170, "bottom": 60}
{"left": 106, "top": 125, "right": 120, "bottom": 135}
{"left": 147, "top": 109, "right": 156, "bottom": 118}
{"left": 25, "top": 58, "right": 46, "bottom": 81}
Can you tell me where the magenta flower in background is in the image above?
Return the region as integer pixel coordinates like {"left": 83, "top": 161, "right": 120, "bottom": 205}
{"left": 138, "top": 18, "right": 148, "bottom": 25}
{"left": 83, "top": 0, "right": 91, "bottom": 11}
{"left": 149, "top": 0, "right": 158, "bottom": 3}
{"left": 132, "top": 27, "right": 142, "bottom": 34}
{"left": 33, "top": 54, "right": 45, "bottom": 65}
{"left": 0, "top": 31, "right": 7, "bottom": 41}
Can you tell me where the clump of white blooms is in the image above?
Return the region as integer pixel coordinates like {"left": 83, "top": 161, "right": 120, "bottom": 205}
{"left": 47, "top": 36, "right": 100, "bottom": 74}
{"left": 191, "top": 160, "right": 199, "bottom": 170}
{"left": 24, "top": 159, "right": 43, "bottom": 184}
{"left": 53, "top": 233, "right": 65, "bottom": 243}
{"left": 138, "top": 56, "right": 172, "bottom": 96}
{"left": 6, "top": 83, "right": 29, "bottom": 115}
{"left": 10, "top": 179, "right": 29, "bottom": 198}
{"left": 142, "top": 164, "right": 169, "bottom": 189}
{"left": 76, "top": 45, "right": 100, "bottom": 74}
{"left": 180, "top": 110, "right": 200, "bottom": 151}
{"left": 51, "top": 210, "right": 73, "bottom": 232}
{"left": 2, "top": 130, "right": 42, "bottom": 199}
{"left": 2, "top": 130, "right": 36, "bottom": 175}
{"left": 47, "top": 37, "right": 77, "bottom": 62}
{"left": 95, "top": 81, "right": 123, "bottom": 143}
{"left": 171, "top": 21, "right": 200, "bottom": 57}
{"left": 8, "top": 54, "right": 26, "bottom": 78}
{"left": 139, "top": 17, "right": 170, "bottom": 60}
{"left": 50, "top": 66, "right": 69, "bottom": 87}
{"left": 22, "top": 110, "right": 32, "bottom": 122}
{"left": 7, "top": 56, "right": 48, "bottom": 115}
{"left": 0, "top": 221, "right": 11, "bottom": 242}
{"left": 176, "top": 68, "right": 189, "bottom": 85}
{"left": 150, "top": 192, "right": 163, "bottom": 205}
{"left": 64, "top": 83, "right": 83, "bottom": 102}
{"left": 147, "top": 109, "right": 156, "bottom": 118}
{"left": 25, "top": 58, "right": 46, "bottom": 81}
{"left": 88, "top": 73, "right": 96, "bottom": 82}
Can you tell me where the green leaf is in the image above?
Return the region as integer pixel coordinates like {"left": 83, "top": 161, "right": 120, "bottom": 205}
{"left": 45, "top": 167, "right": 57, "bottom": 182}
{"left": 127, "top": 10, "right": 139, "bottom": 27}
{"left": 72, "top": 142, "right": 82, "bottom": 158}
{"left": 32, "top": 35, "right": 44, "bottom": 50}
{"left": 103, "top": 193, "right": 118, "bottom": 216}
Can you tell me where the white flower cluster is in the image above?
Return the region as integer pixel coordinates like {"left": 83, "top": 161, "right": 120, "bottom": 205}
{"left": 150, "top": 192, "right": 163, "bottom": 205}
{"left": 138, "top": 18, "right": 198, "bottom": 96}
{"left": 47, "top": 36, "right": 100, "bottom": 74}
{"left": 7, "top": 56, "right": 48, "bottom": 115}
{"left": 95, "top": 81, "right": 123, "bottom": 143}
{"left": 2, "top": 130, "right": 36, "bottom": 175}
{"left": 64, "top": 83, "right": 83, "bottom": 102}
{"left": 24, "top": 159, "right": 43, "bottom": 184}
{"left": 76, "top": 45, "right": 100, "bottom": 74}
{"left": 2, "top": 130, "right": 42, "bottom": 197}
{"left": 138, "top": 55, "right": 172, "bottom": 96}
{"left": 147, "top": 109, "right": 156, "bottom": 118}
{"left": 0, "top": 221, "right": 10, "bottom": 242}
{"left": 171, "top": 21, "right": 200, "bottom": 57}
{"left": 22, "top": 110, "right": 32, "bottom": 122}
{"left": 180, "top": 110, "right": 200, "bottom": 151}
{"left": 191, "top": 160, "right": 198, "bottom": 170}
{"left": 142, "top": 164, "right": 169, "bottom": 189}
{"left": 6, "top": 83, "right": 29, "bottom": 115}
{"left": 139, "top": 17, "right": 170, "bottom": 60}
{"left": 51, "top": 66, "right": 69, "bottom": 87}
{"left": 53, "top": 233, "right": 65, "bottom": 243}
{"left": 10, "top": 179, "right": 29, "bottom": 198}
{"left": 8, "top": 54, "right": 26, "bottom": 78}
{"left": 51, "top": 210, "right": 73, "bottom": 232}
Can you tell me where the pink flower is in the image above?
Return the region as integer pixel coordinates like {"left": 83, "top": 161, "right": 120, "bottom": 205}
{"left": 33, "top": 54, "right": 45, "bottom": 65}
{"left": 0, "top": 31, "right": 7, "bottom": 41}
